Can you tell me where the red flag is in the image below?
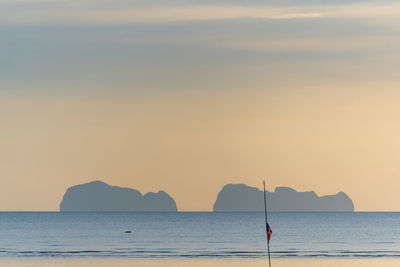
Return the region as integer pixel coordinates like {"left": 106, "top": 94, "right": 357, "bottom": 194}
{"left": 266, "top": 223, "right": 272, "bottom": 242}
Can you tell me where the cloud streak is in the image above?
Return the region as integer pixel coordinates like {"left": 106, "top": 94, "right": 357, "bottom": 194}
{"left": 2, "top": 1, "right": 400, "bottom": 25}
{"left": 0, "top": 6, "right": 325, "bottom": 25}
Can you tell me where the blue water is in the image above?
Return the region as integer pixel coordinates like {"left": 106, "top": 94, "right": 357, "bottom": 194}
{"left": 1, "top": 212, "right": 400, "bottom": 258}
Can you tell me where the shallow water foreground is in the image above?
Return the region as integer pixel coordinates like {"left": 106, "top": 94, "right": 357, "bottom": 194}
{"left": 2, "top": 212, "right": 400, "bottom": 258}
{"left": 1, "top": 258, "right": 400, "bottom": 267}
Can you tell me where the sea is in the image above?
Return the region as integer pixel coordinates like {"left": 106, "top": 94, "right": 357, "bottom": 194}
{"left": 1, "top": 212, "right": 400, "bottom": 259}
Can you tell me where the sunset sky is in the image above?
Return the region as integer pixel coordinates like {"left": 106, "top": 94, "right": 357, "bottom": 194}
{"left": 1, "top": 0, "right": 400, "bottom": 211}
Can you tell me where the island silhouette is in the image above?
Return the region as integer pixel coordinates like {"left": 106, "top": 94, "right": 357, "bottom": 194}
{"left": 213, "top": 184, "right": 354, "bottom": 212}
{"left": 60, "top": 181, "right": 354, "bottom": 212}
{"left": 59, "top": 180, "right": 178, "bottom": 211}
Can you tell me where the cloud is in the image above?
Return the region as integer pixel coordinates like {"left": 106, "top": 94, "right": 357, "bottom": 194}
{"left": 0, "top": 4, "right": 325, "bottom": 25}
{"left": 2, "top": 0, "right": 400, "bottom": 25}
{"left": 73, "top": 7, "right": 324, "bottom": 24}
{"left": 217, "top": 36, "right": 400, "bottom": 54}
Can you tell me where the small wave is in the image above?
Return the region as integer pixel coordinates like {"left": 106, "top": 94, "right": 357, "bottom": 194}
{"left": 1, "top": 249, "right": 400, "bottom": 259}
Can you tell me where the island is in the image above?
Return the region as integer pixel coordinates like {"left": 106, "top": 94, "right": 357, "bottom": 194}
{"left": 59, "top": 180, "right": 178, "bottom": 211}
{"left": 213, "top": 184, "right": 354, "bottom": 212}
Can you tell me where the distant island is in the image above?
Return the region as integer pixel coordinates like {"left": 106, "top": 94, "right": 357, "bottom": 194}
{"left": 213, "top": 184, "right": 354, "bottom": 212}
{"left": 60, "top": 180, "right": 178, "bottom": 211}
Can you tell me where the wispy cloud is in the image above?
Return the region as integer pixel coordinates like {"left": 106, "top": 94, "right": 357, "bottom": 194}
{"left": 0, "top": 6, "right": 325, "bottom": 24}
{"left": 2, "top": 1, "right": 400, "bottom": 25}
{"left": 217, "top": 36, "right": 400, "bottom": 54}
{"left": 3, "top": 0, "right": 400, "bottom": 26}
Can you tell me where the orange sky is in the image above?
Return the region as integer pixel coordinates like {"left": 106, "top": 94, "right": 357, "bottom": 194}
{"left": 1, "top": 84, "right": 400, "bottom": 211}
{"left": 2, "top": 0, "right": 400, "bottom": 211}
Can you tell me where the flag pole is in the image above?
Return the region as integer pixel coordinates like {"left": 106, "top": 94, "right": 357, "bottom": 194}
{"left": 263, "top": 180, "right": 272, "bottom": 267}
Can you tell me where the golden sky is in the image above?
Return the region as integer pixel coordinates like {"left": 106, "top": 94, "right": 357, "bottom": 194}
{"left": 1, "top": 0, "right": 400, "bottom": 211}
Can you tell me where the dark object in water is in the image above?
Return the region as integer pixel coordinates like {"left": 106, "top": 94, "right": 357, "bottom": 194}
{"left": 124, "top": 230, "right": 132, "bottom": 234}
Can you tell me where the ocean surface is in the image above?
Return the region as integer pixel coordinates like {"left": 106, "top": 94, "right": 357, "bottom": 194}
{"left": 1, "top": 212, "right": 400, "bottom": 259}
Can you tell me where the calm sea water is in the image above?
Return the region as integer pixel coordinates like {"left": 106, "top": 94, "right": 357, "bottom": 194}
{"left": 1, "top": 212, "right": 399, "bottom": 258}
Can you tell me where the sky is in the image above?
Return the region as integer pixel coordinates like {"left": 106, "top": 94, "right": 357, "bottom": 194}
{"left": 1, "top": 0, "right": 400, "bottom": 211}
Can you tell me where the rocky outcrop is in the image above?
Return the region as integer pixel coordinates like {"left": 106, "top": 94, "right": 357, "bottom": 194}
{"left": 60, "top": 180, "right": 177, "bottom": 211}
{"left": 213, "top": 184, "right": 354, "bottom": 212}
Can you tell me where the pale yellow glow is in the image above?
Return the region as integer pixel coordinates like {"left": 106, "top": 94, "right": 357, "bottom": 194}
{"left": 1, "top": 85, "right": 400, "bottom": 211}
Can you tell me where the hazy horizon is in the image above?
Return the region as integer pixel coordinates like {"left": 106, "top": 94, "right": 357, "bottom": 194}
{"left": 2, "top": 0, "right": 400, "bottom": 211}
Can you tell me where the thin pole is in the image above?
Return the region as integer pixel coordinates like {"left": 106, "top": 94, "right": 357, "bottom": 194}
{"left": 263, "top": 180, "right": 271, "bottom": 267}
